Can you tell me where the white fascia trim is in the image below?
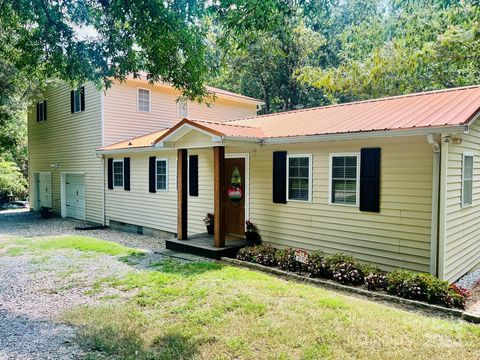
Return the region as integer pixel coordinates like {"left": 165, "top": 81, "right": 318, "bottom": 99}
{"left": 263, "top": 125, "right": 469, "bottom": 144}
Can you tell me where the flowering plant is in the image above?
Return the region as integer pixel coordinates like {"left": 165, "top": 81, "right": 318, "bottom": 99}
{"left": 203, "top": 213, "right": 214, "bottom": 226}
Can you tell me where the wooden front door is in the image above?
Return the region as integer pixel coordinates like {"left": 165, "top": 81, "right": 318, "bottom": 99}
{"left": 225, "top": 158, "right": 245, "bottom": 236}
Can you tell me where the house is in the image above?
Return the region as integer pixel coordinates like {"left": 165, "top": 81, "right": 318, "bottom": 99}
{"left": 28, "top": 78, "right": 262, "bottom": 224}
{"left": 30, "top": 84, "right": 480, "bottom": 283}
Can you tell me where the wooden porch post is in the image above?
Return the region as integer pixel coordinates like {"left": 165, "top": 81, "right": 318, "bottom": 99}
{"left": 177, "top": 148, "right": 188, "bottom": 240}
{"left": 214, "top": 146, "right": 225, "bottom": 247}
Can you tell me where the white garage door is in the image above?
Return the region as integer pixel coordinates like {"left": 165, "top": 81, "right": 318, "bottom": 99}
{"left": 37, "top": 173, "right": 52, "bottom": 208}
{"left": 66, "top": 174, "right": 85, "bottom": 220}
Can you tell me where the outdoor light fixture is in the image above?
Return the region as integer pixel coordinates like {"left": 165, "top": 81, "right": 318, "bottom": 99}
{"left": 50, "top": 163, "right": 59, "bottom": 169}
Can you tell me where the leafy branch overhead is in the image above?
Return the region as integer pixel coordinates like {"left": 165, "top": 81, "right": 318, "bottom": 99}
{"left": 1, "top": 0, "right": 300, "bottom": 101}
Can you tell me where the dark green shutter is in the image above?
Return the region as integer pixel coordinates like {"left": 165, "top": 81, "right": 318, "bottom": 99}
{"left": 273, "top": 151, "right": 287, "bottom": 203}
{"left": 36, "top": 103, "right": 40, "bottom": 122}
{"left": 107, "top": 158, "right": 113, "bottom": 189}
{"left": 80, "top": 86, "right": 85, "bottom": 111}
{"left": 124, "top": 157, "right": 130, "bottom": 191}
{"left": 360, "top": 148, "right": 381, "bottom": 212}
{"left": 149, "top": 156, "right": 156, "bottom": 193}
{"left": 70, "top": 90, "right": 74, "bottom": 113}
{"left": 43, "top": 100, "right": 47, "bottom": 121}
{"left": 189, "top": 155, "right": 198, "bottom": 196}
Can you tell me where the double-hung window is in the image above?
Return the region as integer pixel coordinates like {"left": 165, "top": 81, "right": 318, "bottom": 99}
{"left": 156, "top": 159, "right": 168, "bottom": 191}
{"left": 462, "top": 153, "right": 474, "bottom": 207}
{"left": 113, "top": 160, "right": 124, "bottom": 188}
{"left": 330, "top": 154, "right": 359, "bottom": 206}
{"left": 37, "top": 100, "right": 47, "bottom": 122}
{"left": 137, "top": 88, "right": 150, "bottom": 112}
{"left": 287, "top": 154, "right": 312, "bottom": 202}
{"left": 177, "top": 98, "right": 188, "bottom": 117}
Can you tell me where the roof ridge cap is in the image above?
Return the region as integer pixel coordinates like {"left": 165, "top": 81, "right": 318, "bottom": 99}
{"left": 193, "top": 119, "right": 262, "bottom": 130}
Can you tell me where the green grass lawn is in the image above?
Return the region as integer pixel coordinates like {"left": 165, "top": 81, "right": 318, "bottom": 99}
{"left": 2, "top": 236, "right": 480, "bottom": 359}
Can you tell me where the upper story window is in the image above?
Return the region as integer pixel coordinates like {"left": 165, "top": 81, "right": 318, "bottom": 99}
{"left": 330, "top": 154, "right": 359, "bottom": 206}
{"left": 287, "top": 154, "right": 312, "bottom": 202}
{"left": 156, "top": 159, "right": 168, "bottom": 191}
{"left": 462, "top": 153, "right": 474, "bottom": 207}
{"left": 36, "top": 100, "right": 47, "bottom": 122}
{"left": 113, "top": 160, "right": 124, "bottom": 188}
{"left": 137, "top": 88, "right": 150, "bottom": 112}
{"left": 177, "top": 98, "right": 188, "bottom": 117}
{"left": 71, "top": 86, "right": 85, "bottom": 113}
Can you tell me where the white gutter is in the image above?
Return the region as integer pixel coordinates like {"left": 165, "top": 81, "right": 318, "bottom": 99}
{"left": 437, "top": 134, "right": 449, "bottom": 280}
{"left": 427, "top": 134, "right": 440, "bottom": 276}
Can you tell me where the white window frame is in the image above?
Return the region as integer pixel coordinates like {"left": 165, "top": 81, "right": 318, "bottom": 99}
{"left": 462, "top": 152, "right": 474, "bottom": 208}
{"left": 113, "top": 159, "right": 124, "bottom": 188}
{"left": 73, "top": 88, "right": 82, "bottom": 113}
{"left": 37, "top": 101, "right": 46, "bottom": 122}
{"left": 177, "top": 98, "right": 189, "bottom": 117}
{"left": 137, "top": 88, "right": 151, "bottom": 112}
{"left": 328, "top": 153, "right": 360, "bottom": 207}
{"left": 156, "top": 158, "right": 169, "bottom": 191}
{"left": 286, "top": 153, "right": 313, "bottom": 203}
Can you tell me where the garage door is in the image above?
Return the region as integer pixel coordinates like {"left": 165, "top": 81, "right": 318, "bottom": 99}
{"left": 66, "top": 174, "right": 85, "bottom": 220}
{"left": 37, "top": 173, "right": 52, "bottom": 208}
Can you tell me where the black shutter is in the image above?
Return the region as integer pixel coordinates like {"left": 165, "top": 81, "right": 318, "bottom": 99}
{"left": 36, "top": 103, "right": 40, "bottom": 122}
{"left": 272, "top": 151, "right": 287, "bottom": 203}
{"left": 43, "top": 100, "right": 47, "bottom": 121}
{"left": 149, "top": 156, "right": 156, "bottom": 193}
{"left": 189, "top": 155, "right": 199, "bottom": 196}
{"left": 124, "top": 157, "right": 130, "bottom": 191}
{"left": 70, "top": 90, "right": 74, "bottom": 113}
{"left": 107, "top": 158, "right": 113, "bottom": 190}
{"left": 360, "top": 148, "right": 381, "bottom": 212}
{"left": 80, "top": 86, "right": 85, "bottom": 111}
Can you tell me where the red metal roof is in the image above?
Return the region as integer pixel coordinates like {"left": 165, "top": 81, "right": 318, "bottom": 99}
{"left": 98, "top": 128, "right": 169, "bottom": 151}
{"left": 228, "top": 86, "right": 480, "bottom": 138}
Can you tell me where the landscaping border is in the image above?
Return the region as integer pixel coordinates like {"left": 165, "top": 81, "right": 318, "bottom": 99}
{"left": 221, "top": 257, "right": 480, "bottom": 323}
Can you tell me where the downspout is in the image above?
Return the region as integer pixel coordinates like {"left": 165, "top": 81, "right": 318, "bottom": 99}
{"left": 427, "top": 134, "right": 440, "bottom": 276}
{"left": 438, "top": 134, "right": 449, "bottom": 280}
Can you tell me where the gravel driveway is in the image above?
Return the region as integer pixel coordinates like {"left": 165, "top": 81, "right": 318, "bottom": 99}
{"left": 0, "top": 211, "right": 169, "bottom": 360}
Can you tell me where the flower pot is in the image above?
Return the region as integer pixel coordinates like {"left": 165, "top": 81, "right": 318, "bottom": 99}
{"left": 245, "top": 231, "right": 258, "bottom": 244}
{"left": 206, "top": 224, "right": 214, "bottom": 235}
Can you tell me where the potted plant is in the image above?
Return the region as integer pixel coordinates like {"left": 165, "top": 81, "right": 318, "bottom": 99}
{"left": 245, "top": 220, "right": 260, "bottom": 244}
{"left": 39, "top": 206, "right": 52, "bottom": 219}
{"left": 204, "top": 213, "right": 214, "bottom": 235}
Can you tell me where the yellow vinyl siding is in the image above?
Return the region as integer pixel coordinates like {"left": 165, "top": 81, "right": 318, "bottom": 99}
{"left": 232, "top": 136, "right": 433, "bottom": 272}
{"left": 103, "top": 81, "right": 258, "bottom": 145}
{"left": 104, "top": 151, "right": 178, "bottom": 233}
{"left": 28, "top": 82, "right": 103, "bottom": 224}
{"left": 104, "top": 148, "right": 215, "bottom": 236}
{"left": 444, "top": 119, "right": 480, "bottom": 282}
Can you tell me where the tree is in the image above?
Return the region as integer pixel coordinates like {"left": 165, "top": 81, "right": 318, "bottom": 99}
{"left": 0, "top": 158, "right": 28, "bottom": 204}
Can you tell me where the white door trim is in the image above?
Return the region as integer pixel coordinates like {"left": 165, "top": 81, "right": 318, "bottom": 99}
{"left": 61, "top": 172, "right": 86, "bottom": 220}
{"left": 225, "top": 153, "right": 250, "bottom": 230}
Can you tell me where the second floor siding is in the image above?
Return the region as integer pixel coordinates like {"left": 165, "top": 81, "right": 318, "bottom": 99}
{"left": 103, "top": 80, "right": 258, "bottom": 145}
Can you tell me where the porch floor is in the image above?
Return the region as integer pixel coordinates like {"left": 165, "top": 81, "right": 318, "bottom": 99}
{"left": 165, "top": 233, "right": 248, "bottom": 259}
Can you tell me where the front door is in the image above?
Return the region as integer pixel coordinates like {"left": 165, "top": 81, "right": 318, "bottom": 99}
{"left": 225, "top": 158, "right": 245, "bottom": 236}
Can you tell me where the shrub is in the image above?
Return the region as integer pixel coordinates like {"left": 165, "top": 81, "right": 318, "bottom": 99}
{"left": 364, "top": 273, "right": 388, "bottom": 291}
{"left": 276, "top": 248, "right": 303, "bottom": 272}
{"left": 252, "top": 244, "right": 277, "bottom": 267}
{"left": 306, "top": 251, "right": 331, "bottom": 278}
{"left": 332, "top": 262, "right": 364, "bottom": 285}
{"left": 386, "top": 270, "right": 469, "bottom": 308}
{"left": 236, "top": 246, "right": 258, "bottom": 262}
{"left": 325, "top": 253, "right": 356, "bottom": 271}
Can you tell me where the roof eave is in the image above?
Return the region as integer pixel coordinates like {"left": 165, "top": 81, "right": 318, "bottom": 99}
{"left": 262, "top": 125, "right": 469, "bottom": 144}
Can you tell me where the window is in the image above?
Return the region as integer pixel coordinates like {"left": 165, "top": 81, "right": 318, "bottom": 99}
{"left": 113, "top": 160, "right": 124, "bottom": 187}
{"left": 156, "top": 159, "right": 168, "bottom": 191}
{"left": 37, "top": 101, "right": 46, "bottom": 122}
{"left": 462, "top": 153, "right": 473, "bottom": 207}
{"left": 330, "top": 154, "right": 359, "bottom": 206}
{"left": 287, "top": 154, "right": 312, "bottom": 202}
{"left": 137, "top": 88, "right": 150, "bottom": 112}
{"left": 72, "top": 88, "right": 84, "bottom": 113}
{"left": 177, "top": 98, "right": 188, "bottom": 117}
